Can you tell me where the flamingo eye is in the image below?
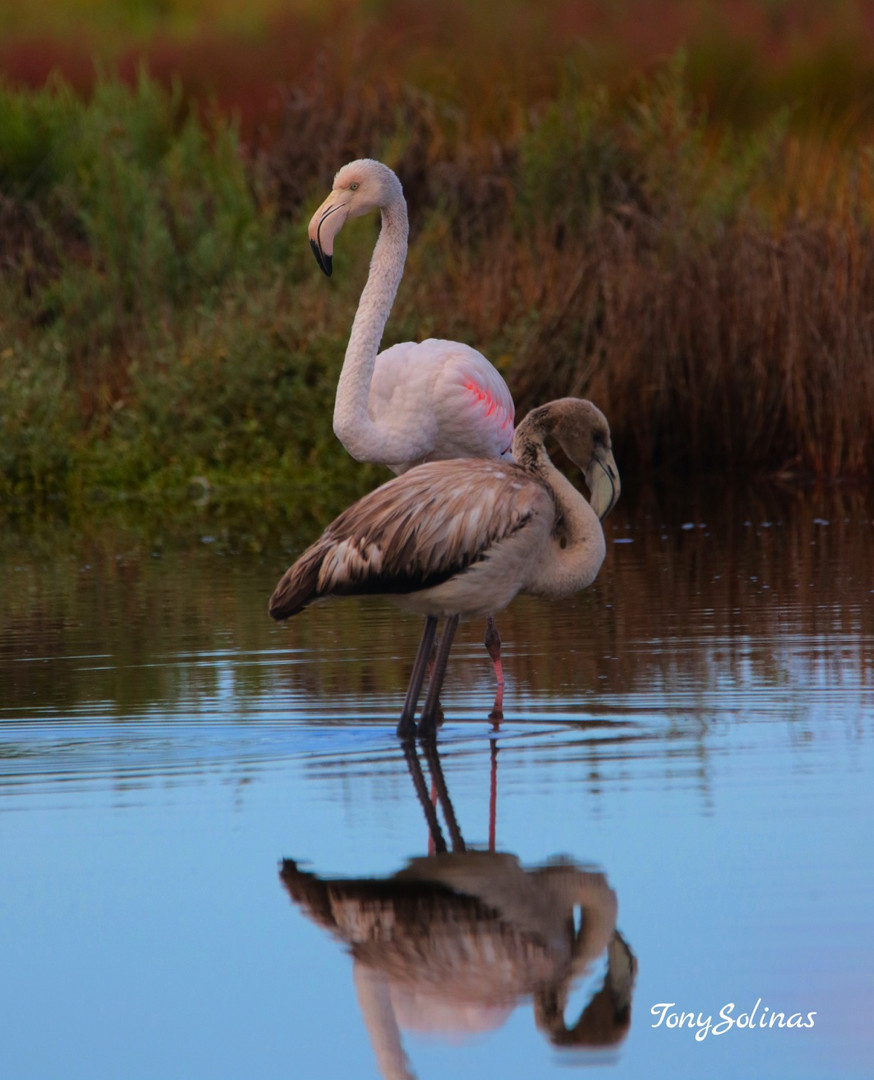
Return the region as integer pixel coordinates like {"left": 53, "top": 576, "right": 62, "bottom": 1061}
{"left": 349, "top": 182, "right": 359, "bottom": 191}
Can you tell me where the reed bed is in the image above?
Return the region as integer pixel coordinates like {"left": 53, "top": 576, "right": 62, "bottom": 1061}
{"left": 2, "top": 4, "right": 874, "bottom": 503}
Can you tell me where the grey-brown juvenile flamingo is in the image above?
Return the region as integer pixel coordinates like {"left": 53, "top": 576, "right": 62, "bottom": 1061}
{"left": 269, "top": 397, "right": 620, "bottom": 738}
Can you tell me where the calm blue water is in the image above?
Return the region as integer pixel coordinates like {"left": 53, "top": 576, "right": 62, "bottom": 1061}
{"left": 1, "top": 485, "right": 873, "bottom": 1079}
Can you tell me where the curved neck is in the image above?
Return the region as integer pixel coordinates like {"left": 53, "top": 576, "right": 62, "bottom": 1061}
{"left": 516, "top": 431, "right": 606, "bottom": 596}
{"left": 333, "top": 197, "right": 409, "bottom": 462}
{"left": 353, "top": 963, "right": 414, "bottom": 1080}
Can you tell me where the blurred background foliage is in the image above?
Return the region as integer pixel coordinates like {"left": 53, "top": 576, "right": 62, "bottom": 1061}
{"left": 1, "top": 0, "right": 874, "bottom": 517}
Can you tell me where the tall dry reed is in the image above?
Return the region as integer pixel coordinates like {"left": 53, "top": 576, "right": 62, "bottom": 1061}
{"left": 3, "top": 49, "right": 874, "bottom": 498}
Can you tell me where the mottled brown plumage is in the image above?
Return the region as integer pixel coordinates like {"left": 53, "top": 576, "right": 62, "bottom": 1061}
{"left": 268, "top": 461, "right": 540, "bottom": 618}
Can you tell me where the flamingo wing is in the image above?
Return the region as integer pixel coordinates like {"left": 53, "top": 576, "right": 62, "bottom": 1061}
{"left": 268, "top": 459, "right": 548, "bottom": 619}
{"left": 369, "top": 340, "right": 515, "bottom": 471}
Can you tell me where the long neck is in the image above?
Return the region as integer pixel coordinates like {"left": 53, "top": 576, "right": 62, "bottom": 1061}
{"left": 519, "top": 436, "right": 607, "bottom": 597}
{"left": 353, "top": 963, "right": 414, "bottom": 1080}
{"left": 333, "top": 196, "right": 409, "bottom": 461}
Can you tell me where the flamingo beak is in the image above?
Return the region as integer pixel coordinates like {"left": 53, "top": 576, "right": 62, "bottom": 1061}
{"left": 308, "top": 193, "right": 351, "bottom": 278}
{"left": 587, "top": 447, "right": 621, "bottom": 520}
{"left": 309, "top": 237, "right": 332, "bottom": 277}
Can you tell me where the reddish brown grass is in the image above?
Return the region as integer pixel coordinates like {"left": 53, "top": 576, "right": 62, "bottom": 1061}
{"left": 4, "top": 3, "right": 874, "bottom": 483}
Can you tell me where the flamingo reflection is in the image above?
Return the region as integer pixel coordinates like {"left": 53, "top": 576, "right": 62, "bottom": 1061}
{"left": 279, "top": 740, "right": 636, "bottom": 1078}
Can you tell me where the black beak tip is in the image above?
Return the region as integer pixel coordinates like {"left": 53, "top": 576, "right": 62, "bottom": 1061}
{"left": 310, "top": 238, "right": 333, "bottom": 277}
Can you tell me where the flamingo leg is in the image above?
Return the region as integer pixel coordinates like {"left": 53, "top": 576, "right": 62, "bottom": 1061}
{"left": 418, "top": 614, "right": 459, "bottom": 738}
{"left": 484, "top": 614, "right": 504, "bottom": 685}
{"left": 397, "top": 615, "right": 438, "bottom": 739}
{"left": 484, "top": 614, "right": 505, "bottom": 720}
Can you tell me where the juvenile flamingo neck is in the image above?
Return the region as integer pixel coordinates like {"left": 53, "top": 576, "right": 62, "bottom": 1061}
{"left": 515, "top": 424, "right": 606, "bottom": 596}
{"left": 333, "top": 196, "right": 410, "bottom": 463}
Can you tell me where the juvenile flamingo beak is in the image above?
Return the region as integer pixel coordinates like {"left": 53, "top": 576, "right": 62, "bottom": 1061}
{"left": 308, "top": 195, "right": 351, "bottom": 278}
{"left": 587, "top": 448, "right": 621, "bottom": 520}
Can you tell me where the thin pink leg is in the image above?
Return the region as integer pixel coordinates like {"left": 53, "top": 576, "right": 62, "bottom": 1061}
{"left": 484, "top": 614, "right": 504, "bottom": 720}
{"left": 484, "top": 614, "right": 504, "bottom": 684}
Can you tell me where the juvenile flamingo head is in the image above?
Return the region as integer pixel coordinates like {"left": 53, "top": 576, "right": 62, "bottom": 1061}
{"left": 308, "top": 159, "right": 405, "bottom": 277}
{"left": 516, "top": 398, "right": 621, "bottom": 520}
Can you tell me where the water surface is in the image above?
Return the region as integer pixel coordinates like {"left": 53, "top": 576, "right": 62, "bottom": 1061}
{"left": 1, "top": 483, "right": 872, "bottom": 1079}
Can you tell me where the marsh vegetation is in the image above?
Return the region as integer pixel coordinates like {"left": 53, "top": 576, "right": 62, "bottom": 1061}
{"left": 2, "top": 1, "right": 874, "bottom": 511}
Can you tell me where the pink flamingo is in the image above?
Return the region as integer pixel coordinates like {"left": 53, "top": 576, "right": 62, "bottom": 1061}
{"left": 309, "top": 158, "right": 515, "bottom": 692}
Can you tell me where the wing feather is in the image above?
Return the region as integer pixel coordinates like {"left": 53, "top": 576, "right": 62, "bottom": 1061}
{"left": 268, "top": 460, "right": 547, "bottom": 620}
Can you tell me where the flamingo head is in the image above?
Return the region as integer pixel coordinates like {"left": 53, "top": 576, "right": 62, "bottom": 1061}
{"left": 516, "top": 398, "right": 621, "bottom": 520}
{"left": 308, "top": 159, "right": 404, "bottom": 277}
